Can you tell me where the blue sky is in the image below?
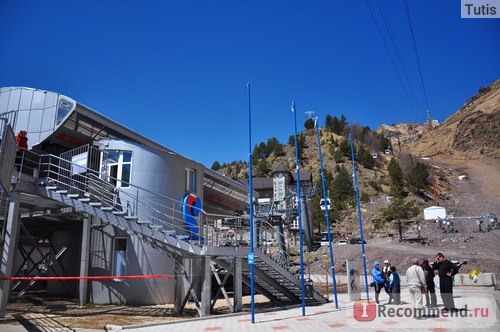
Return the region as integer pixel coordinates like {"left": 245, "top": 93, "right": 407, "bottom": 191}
{"left": 1, "top": 1, "right": 498, "bottom": 167}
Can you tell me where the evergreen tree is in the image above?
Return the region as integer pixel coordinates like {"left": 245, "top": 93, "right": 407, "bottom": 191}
{"left": 382, "top": 197, "right": 419, "bottom": 221}
{"left": 255, "top": 159, "right": 271, "bottom": 177}
{"left": 252, "top": 142, "right": 268, "bottom": 160}
{"left": 315, "top": 169, "right": 333, "bottom": 197}
{"left": 356, "top": 144, "right": 375, "bottom": 168}
{"left": 331, "top": 165, "right": 354, "bottom": 204}
{"left": 211, "top": 161, "right": 222, "bottom": 171}
{"left": 339, "top": 139, "right": 351, "bottom": 158}
{"left": 267, "top": 137, "right": 284, "bottom": 156}
{"left": 331, "top": 116, "right": 342, "bottom": 135}
{"left": 304, "top": 118, "right": 315, "bottom": 130}
{"left": 325, "top": 115, "right": 334, "bottom": 132}
{"left": 339, "top": 114, "right": 348, "bottom": 133}
{"left": 333, "top": 148, "right": 343, "bottom": 163}
{"left": 388, "top": 158, "right": 405, "bottom": 197}
{"left": 310, "top": 196, "right": 324, "bottom": 233}
{"left": 407, "top": 162, "right": 429, "bottom": 192}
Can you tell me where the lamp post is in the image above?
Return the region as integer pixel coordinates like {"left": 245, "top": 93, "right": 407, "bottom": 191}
{"left": 314, "top": 117, "right": 338, "bottom": 308}
{"left": 292, "top": 102, "right": 306, "bottom": 316}
{"left": 349, "top": 133, "right": 370, "bottom": 302}
{"left": 247, "top": 83, "right": 255, "bottom": 323}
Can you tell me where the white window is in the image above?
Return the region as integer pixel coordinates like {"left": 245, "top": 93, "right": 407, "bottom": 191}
{"left": 101, "top": 150, "right": 132, "bottom": 188}
{"left": 274, "top": 174, "right": 286, "bottom": 201}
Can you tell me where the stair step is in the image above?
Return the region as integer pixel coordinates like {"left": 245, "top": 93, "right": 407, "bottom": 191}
{"left": 124, "top": 216, "right": 138, "bottom": 220}
{"left": 46, "top": 186, "right": 57, "bottom": 190}
{"left": 78, "top": 197, "right": 91, "bottom": 202}
{"left": 89, "top": 202, "right": 102, "bottom": 207}
{"left": 112, "top": 211, "right": 125, "bottom": 215}
{"left": 137, "top": 220, "right": 151, "bottom": 224}
{"left": 67, "top": 194, "right": 80, "bottom": 198}
{"left": 101, "top": 206, "right": 113, "bottom": 211}
{"left": 56, "top": 190, "right": 68, "bottom": 194}
{"left": 149, "top": 225, "right": 162, "bottom": 231}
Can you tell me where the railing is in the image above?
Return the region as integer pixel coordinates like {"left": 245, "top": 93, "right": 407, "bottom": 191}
{"left": 10, "top": 150, "right": 254, "bottom": 250}
{"left": 12, "top": 150, "right": 301, "bottom": 268}
{"left": 36, "top": 153, "right": 207, "bottom": 243}
{"left": 259, "top": 218, "right": 291, "bottom": 268}
{"left": 0, "top": 110, "right": 18, "bottom": 132}
{"left": 12, "top": 149, "right": 42, "bottom": 181}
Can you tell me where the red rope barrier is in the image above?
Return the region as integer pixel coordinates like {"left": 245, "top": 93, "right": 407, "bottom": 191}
{"left": 0, "top": 275, "right": 171, "bottom": 281}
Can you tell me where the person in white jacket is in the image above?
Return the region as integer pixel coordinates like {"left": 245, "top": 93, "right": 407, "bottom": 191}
{"left": 406, "top": 258, "right": 427, "bottom": 319}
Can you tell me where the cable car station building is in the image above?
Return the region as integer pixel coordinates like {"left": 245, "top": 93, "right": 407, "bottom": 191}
{"left": 0, "top": 87, "right": 326, "bottom": 317}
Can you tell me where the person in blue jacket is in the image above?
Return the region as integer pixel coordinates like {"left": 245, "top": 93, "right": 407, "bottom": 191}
{"left": 371, "top": 260, "right": 386, "bottom": 304}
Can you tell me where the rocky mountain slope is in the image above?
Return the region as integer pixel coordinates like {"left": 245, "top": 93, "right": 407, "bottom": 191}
{"left": 379, "top": 79, "right": 500, "bottom": 160}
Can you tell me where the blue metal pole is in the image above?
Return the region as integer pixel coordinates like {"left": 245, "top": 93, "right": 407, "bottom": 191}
{"left": 349, "top": 133, "right": 370, "bottom": 302}
{"left": 247, "top": 83, "right": 256, "bottom": 323}
{"left": 314, "top": 118, "right": 338, "bottom": 308}
{"left": 292, "top": 102, "right": 306, "bottom": 316}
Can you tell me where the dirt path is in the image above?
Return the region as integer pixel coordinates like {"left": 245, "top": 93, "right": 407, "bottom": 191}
{"left": 461, "top": 160, "right": 500, "bottom": 200}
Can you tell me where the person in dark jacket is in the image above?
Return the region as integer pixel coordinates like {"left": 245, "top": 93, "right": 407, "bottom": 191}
{"left": 371, "top": 260, "right": 385, "bottom": 304}
{"left": 433, "top": 252, "right": 459, "bottom": 312}
{"left": 421, "top": 258, "right": 437, "bottom": 307}
{"left": 388, "top": 266, "right": 401, "bottom": 305}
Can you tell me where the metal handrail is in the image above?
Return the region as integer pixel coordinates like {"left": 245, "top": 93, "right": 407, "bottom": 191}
{"left": 259, "top": 218, "right": 291, "bottom": 268}
{"left": 14, "top": 150, "right": 303, "bottom": 256}
{"left": 13, "top": 151, "right": 252, "bottom": 248}
{"left": 36, "top": 153, "right": 203, "bottom": 240}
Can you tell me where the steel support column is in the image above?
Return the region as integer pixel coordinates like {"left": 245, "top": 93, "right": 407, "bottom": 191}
{"left": 233, "top": 256, "right": 242, "bottom": 312}
{"left": 173, "top": 257, "right": 183, "bottom": 314}
{"left": 200, "top": 257, "right": 211, "bottom": 316}
{"left": 78, "top": 214, "right": 91, "bottom": 306}
{"left": 0, "top": 191, "right": 21, "bottom": 317}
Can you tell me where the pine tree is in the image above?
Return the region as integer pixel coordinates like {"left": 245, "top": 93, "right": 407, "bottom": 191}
{"left": 211, "top": 161, "right": 222, "bottom": 171}
{"left": 388, "top": 158, "right": 405, "bottom": 197}
{"left": 331, "top": 165, "right": 354, "bottom": 204}
{"left": 304, "top": 118, "right": 315, "bottom": 130}
{"left": 407, "top": 162, "right": 429, "bottom": 192}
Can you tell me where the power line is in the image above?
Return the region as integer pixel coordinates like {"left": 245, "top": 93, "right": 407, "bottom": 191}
{"left": 405, "top": 0, "right": 431, "bottom": 116}
{"left": 375, "top": 0, "right": 422, "bottom": 113}
{"left": 365, "top": 0, "right": 420, "bottom": 121}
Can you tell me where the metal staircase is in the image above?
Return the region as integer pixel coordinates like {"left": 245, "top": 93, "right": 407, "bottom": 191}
{"left": 7, "top": 148, "right": 328, "bottom": 313}
{"left": 213, "top": 252, "right": 326, "bottom": 305}
{"left": 38, "top": 185, "right": 204, "bottom": 257}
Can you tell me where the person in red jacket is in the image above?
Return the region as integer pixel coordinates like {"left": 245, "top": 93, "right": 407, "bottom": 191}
{"left": 16, "top": 130, "right": 28, "bottom": 149}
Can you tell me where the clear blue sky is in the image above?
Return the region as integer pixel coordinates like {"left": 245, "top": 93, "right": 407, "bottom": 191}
{"left": 1, "top": 1, "right": 498, "bottom": 167}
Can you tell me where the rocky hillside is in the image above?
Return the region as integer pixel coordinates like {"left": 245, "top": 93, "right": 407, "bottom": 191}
{"left": 380, "top": 79, "right": 500, "bottom": 160}
{"left": 217, "top": 79, "right": 499, "bottom": 238}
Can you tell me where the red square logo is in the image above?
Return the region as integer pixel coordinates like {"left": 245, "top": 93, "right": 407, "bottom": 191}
{"left": 353, "top": 300, "right": 376, "bottom": 321}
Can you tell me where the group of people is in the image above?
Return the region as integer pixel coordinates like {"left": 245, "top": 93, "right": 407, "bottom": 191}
{"left": 372, "top": 259, "right": 401, "bottom": 305}
{"left": 371, "top": 252, "right": 459, "bottom": 318}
